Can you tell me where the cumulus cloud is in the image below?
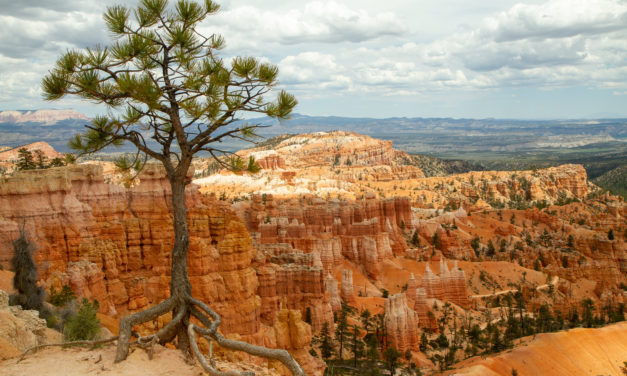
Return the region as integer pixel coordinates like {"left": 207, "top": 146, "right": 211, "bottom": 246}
{"left": 0, "top": 0, "right": 626, "bottom": 116}
{"left": 211, "top": 1, "right": 406, "bottom": 46}
{"left": 258, "top": 0, "right": 627, "bottom": 98}
{"left": 484, "top": 0, "right": 627, "bottom": 42}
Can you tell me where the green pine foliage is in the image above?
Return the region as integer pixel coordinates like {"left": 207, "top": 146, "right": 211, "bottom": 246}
{"left": 63, "top": 299, "right": 101, "bottom": 341}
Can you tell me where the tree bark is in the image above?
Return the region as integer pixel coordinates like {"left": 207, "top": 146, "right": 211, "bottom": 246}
{"left": 169, "top": 177, "right": 192, "bottom": 353}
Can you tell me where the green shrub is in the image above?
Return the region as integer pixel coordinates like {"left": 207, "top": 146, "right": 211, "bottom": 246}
{"left": 63, "top": 299, "right": 101, "bottom": 341}
{"left": 46, "top": 314, "right": 60, "bottom": 330}
{"left": 49, "top": 285, "right": 77, "bottom": 307}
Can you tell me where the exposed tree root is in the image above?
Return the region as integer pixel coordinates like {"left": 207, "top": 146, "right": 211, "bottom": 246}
{"left": 17, "top": 336, "right": 119, "bottom": 363}
{"left": 113, "top": 295, "right": 305, "bottom": 376}
{"left": 115, "top": 297, "right": 176, "bottom": 363}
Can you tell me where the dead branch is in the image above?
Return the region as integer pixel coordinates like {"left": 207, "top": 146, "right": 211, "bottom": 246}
{"left": 17, "top": 336, "right": 119, "bottom": 363}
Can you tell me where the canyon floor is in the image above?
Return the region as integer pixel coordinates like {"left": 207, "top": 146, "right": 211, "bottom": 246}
{"left": 3, "top": 322, "right": 626, "bottom": 376}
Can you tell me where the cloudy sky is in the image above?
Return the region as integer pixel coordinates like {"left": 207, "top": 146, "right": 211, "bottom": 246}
{"left": 1, "top": 0, "right": 626, "bottom": 119}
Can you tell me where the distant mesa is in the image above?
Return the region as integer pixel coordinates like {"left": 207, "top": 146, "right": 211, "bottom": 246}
{"left": 0, "top": 109, "right": 87, "bottom": 125}
{"left": 0, "top": 141, "right": 62, "bottom": 163}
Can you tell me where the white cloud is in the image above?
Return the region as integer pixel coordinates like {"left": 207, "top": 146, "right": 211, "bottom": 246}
{"left": 210, "top": 1, "right": 406, "bottom": 46}
{"left": 0, "top": 0, "right": 626, "bottom": 117}
{"left": 484, "top": 0, "right": 627, "bottom": 42}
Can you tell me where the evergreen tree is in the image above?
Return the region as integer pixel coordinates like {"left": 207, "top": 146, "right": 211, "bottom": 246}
{"left": 42, "top": 0, "right": 300, "bottom": 371}
{"left": 318, "top": 321, "right": 334, "bottom": 360}
{"left": 49, "top": 157, "right": 66, "bottom": 167}
{"left": 360, "top": 309, "right": 373, "bottom": 334}
{"left": 432, "top": 232, "right": 440, "bottom": 250}
{"left": 15, "top": 148, "right": 36, "bottom": 170}
{"left": 419, "top": 332, "right": 428, "bottom": 352}
{"left": 607, "top": 228, "right": 614, "bottom": 240}
{"left": 9, "top": 228, "right": 47, "bottom": 317}
{"left": 486, "top": 239, "right": 495, "bottom": 257}
{"left": 582, "top": 299, "right": 595, "bottom": 328}
{"left": 538, "top": 229, "right": 552, "bottom": 247}
{"left": 34, "top": 149, "right": 47, "bottom": 169}
{"left": 64, "top": 299, "right": 101, "bottom": 341}
{"left": 349, "top": 324, "right": 365, "bottom": 367}
{"left": 411, "top": 230, "right": 420, "bottom": 247}
{"left": 384, "top": 347, "right": 402, "bottom": 376}
{"left": 470, "top": 236, "right": 480, "bottom": 253}
{"left": 335, "top": 301, "right": 354, "bottom": 360}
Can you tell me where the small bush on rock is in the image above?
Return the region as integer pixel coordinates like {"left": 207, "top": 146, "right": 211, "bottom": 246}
{"left": 63, "top": 298, "right": 101, "bottom": 341}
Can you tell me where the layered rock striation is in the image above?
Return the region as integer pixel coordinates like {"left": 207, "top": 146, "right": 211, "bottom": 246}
{"left": 0, "top": 165, "right": 259, "bottom": 340}
{"left": 420, "top": 260, "right": 469, "bottom": 308}
{"left": 235, "top": 193, "right": 410, "bottom": 282}
{"left": 384, "top": 293, "right": 420, "bottom": 352}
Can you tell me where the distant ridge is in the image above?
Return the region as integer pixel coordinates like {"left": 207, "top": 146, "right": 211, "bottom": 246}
{"left": 0, "top": 109, "right": 87, "bottom": 124}
{"left": 0, "top": 141, "right": 62, "bottom": 162}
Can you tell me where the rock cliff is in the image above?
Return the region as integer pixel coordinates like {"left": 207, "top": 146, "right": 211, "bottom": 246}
{"left": 234, "top": 193, "right": 410, "bottom": 283}
{"left": 0, "top": 290, "right": 61, "bottom": 360}
{"left": 0, "top": 165, "right": 262, "bottom": 343}
{"left": 384, "top": 293, "right": 420, "bottom": 352}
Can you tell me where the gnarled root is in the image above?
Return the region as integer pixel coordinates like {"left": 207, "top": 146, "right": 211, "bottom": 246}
{"left": 113, "top": 295, "right": 305, "bottom": 376}
{"left": 115, "top": 297, "right": 176, "bottom": 363}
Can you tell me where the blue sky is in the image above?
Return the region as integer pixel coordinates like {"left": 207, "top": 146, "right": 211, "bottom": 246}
{"left": 0, "top": 0, "right": 626, "bottom": 119}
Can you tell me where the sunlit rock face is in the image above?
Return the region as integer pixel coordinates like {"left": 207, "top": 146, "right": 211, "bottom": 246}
{"left": 384, "top": 293, "right": 420, "bottom": 352}
{"left": 234, "top": 193, "right": 411, "bottom": 282}
{"left": 0, "top": 164, "right": 261, "bottom": 339}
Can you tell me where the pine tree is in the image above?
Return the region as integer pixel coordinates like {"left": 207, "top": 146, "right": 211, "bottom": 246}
{"left": 384, "top": 347, "right": 402, "bottom": 376}
{"left": 470, "top": 236, "right": 480, "bottom": 252}
{"left": 318, "top": 321, "right": 334, "bottom": 360}
{"left": 582, "top": 299, "right": 595, "bottom": 328}
{"left": 15, "top": 148, "right": 36, "bottom": 170}
{"left": 9, "top": 229, "right": 47, "bottom": 316}
{"left": 349, "top": 324, "right": 365, "bottom": 367}
{"left": 360, "top": 309, "right": 373, "bottom": 334}
{"left": 335, "top": 302, "right": 353, "bottom": 360}
{"left": 418, "top": 332, "right": 428, "bottom": 353}
{"left": 33, "top": 149, "right": 47, "bottom": 169}
{"left": 42, "top": 0, "right": 300, "bottom": 372}
{"left": 486, "top": 239, "right": 495, "bottom": 257}
{"left": 432, "top": 232, "right": 440, "bottom": 250}
{"left": 411, "top": 230, "right": 420, "bottom": 247}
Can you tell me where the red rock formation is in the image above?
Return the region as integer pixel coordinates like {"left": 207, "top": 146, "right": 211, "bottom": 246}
{"left": 419, "top": 260, "right": 468, "bottom": 307}
{"left": 405, "top": 273, "right": 418, "bottom": 308}
{"left": 0, "top": 141, "right": 63, "bottom": 162}
{"left": 340, "top": 269, "right": 356, "bottom": 305}
{"left": 0, "top": 165, "right": 260, "bottom": 340}
{"left": 449, "top": 260, "right": 470, "bottom": 308}
{"left": 384, "top": 293, "right": 420, "bottom": 351}
{"left": 413, "top": 288, "right": 436, "bottom": 330}
{"left": 325, "top": 273, "right": 341, "bottom": 312}
{"left": 253, "top": 152, "right": 286, "bottom": 170}
{"left": 235, "top": 194, "right": 410, "bottom": 281}
{"left": 272, "top": 305, "right": 325, "bottom": 375}
{"left": 422, "top": 263, "right": 444, "bottom": 301}
{"left": 254, "top": 243, "right": 333, "bottom": 332}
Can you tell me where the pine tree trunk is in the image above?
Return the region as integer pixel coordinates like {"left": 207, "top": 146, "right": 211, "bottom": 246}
{"left": 169, "top": 177, "right": 192, "bottom": 352}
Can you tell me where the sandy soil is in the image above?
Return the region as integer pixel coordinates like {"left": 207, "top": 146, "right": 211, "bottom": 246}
{"left": 0, "top": 344, "right": 203, "bottom": 376}
{"left": 445, "top": 321, "right": 627, "bottom": 376}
